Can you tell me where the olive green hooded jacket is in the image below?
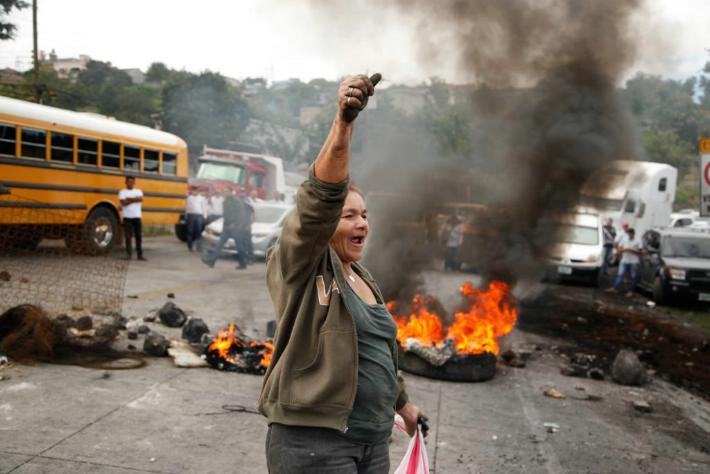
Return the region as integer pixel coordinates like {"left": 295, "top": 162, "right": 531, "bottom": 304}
{"left": 258, "top": 167, "right": 408, "bottom": 433}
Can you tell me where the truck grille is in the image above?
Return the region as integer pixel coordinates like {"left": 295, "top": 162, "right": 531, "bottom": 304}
{"left": 686, "top": 270, "right": 710, "bottom": 292}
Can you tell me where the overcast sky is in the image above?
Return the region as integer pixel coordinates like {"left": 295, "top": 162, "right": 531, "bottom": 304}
{"left": 1, "top": 0, "right": 708, "bottom": 84}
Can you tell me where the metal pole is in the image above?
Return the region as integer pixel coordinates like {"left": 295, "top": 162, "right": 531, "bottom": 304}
{"left": 32, "top": 0, "right": 40, "bottom": 103}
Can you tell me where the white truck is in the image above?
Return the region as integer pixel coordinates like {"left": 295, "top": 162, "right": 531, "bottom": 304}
{"left": 580, "top": 160, "right": 678, "bottom": 236}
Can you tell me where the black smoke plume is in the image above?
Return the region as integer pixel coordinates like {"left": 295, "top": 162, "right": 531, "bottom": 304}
{"left": 311, "top": 0, "right": 644, "bottom": 299}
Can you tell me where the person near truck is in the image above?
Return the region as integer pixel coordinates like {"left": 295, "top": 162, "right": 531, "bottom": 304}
{"left": 205, "top": 189, "right": 224, "bottom": 226}
{"left": 259, "top": 74, "right": 426, "bottom": 474}
{"left": 601, "top": 217, "right": 617, "bottom": 276}
{"left": 608, "top": 227, "right": 642, "bottom": 296}
{"left": 202, "top": 189, "right": 250, "bottom": 269}
{"left": 185, "top": 187, "right": 207, "bottom": 252}
{"left": 118, "top": 176, "right": 146, "bottom": 261}
{"left": 238, "top": 189, "right": 255, "bottom": 265}
{"left": 442, "top": 215, "right": 465, "bottom": 272}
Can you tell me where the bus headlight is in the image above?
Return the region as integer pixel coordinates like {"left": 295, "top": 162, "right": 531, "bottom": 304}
{"left": 668, "top": 268, "right": 686, "bottom": 280}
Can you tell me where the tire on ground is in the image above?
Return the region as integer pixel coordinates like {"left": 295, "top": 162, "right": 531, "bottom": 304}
{"left": 65, "top": 207, "right": 119, "bottom": 255}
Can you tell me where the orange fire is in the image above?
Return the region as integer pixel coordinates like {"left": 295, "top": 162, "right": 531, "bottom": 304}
{"left": 389, "top": 281, "right": 517, "bottom": 356}
{"left": 207, "top": 323, "right": 273, "bottom": 368}
{"left": 250, "top": 340, "right": 274, "bottom": 368}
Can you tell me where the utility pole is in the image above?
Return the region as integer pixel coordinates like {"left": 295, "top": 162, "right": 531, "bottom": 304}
{"left": 32, "top": 0, "right": 41, "bottom": 103}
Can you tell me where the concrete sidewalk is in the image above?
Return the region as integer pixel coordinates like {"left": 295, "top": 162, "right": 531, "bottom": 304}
{"left": 2, "top": 237, "right": 709, "bottom": 473}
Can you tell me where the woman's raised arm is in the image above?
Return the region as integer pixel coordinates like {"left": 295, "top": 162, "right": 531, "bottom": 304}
{"left": 314, "top": 74, "right": 378, "bottom": 183}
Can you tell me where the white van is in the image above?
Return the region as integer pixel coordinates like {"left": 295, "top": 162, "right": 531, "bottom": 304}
{"left": 543, "top": 210, "right": 605, "bottom": 283}
{"left": 580, "top": 160, "right": 677, "bottom": 237}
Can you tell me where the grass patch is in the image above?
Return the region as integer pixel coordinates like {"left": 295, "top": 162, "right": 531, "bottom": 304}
{"left": 684, "top": 312, "right": 710, "bottom": 339}
{"left": 142, "top": 225, "right": 174, "bottom": 237}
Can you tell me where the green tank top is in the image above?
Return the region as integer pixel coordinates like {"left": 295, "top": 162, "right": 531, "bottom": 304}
{"left": 340, "top": 279, "right": 399, "bottom": 444}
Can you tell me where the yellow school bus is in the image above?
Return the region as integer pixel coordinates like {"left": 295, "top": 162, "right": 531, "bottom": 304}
{"left": 0, "top": 96, "right": 188, "bottom": 254}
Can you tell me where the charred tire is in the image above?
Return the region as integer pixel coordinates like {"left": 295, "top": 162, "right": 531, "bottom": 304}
{"left": 66, "top": 207, "right": 119, "bottom": 255}
{"left": 652, "top": 276, "right": 667, "bottom": 305}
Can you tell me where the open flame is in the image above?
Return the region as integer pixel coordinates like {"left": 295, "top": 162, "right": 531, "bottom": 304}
{"left": 205, "top": 323, "right": 273, "bottom": 373}
{"left": 389, "top": 281, "right": 517, "bottom": 356}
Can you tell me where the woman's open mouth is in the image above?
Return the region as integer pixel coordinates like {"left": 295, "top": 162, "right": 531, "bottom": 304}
{"left": 350, "top": 236, "right": 365, "bottom": 247}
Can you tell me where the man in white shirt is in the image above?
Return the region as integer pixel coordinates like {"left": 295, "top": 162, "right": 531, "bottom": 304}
{"left": 185, "top": 187, "right": 207, "bottom": 251}
{"left": 118, "top": 176, "right": 146, "bottom": 261}
{"left": 206, "top": 189, "right": 224, "bottom": 225}
{"left": 608, "top": 228, "right": 642, "bottom": 296}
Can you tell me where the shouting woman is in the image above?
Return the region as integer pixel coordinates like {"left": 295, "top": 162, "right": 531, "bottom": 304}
{"left": 259, "top": 74, "right": 427, "bottom": 473}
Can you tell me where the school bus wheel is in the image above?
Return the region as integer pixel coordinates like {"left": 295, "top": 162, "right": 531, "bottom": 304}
{"left": 65, "top": 207, "right": 119, "bottom": 255}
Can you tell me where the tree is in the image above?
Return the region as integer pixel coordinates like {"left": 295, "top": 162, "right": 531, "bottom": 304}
{"left": 145, "top": 62, "right": 170, "bottom": 84}
{"left": 161, "top": 71, "right": 250, "bottom": 158}
{"left": 0, "top": 0, "right": 28, "bottom": 40}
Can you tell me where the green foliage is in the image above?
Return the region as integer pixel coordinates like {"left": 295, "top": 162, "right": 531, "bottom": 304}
{"left": 418, "top": 78, "right": 473, "bottom": 157}
{"left": 145, "top": 62, "right": 170, "bottom": 84}
{"left": 0, "top": 0, "right": 28, "bottom": 40}
{"left": 640, "top": 129, "right": 695, "bottom": 174}
{"left": 675, "top": 181, "right": 700, "bottom": 211}
{"left": 161, "top": 71, "right": 249, "bottom": 158}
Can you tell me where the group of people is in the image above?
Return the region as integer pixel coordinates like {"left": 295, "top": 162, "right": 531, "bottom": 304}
{"left": 602, "top": 218, "right": 643, "bottom": 296}
{"left": 185, "top": 187, "right": 256, "bottom": 270}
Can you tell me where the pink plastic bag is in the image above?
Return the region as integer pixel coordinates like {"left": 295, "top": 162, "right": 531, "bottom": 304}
{"left": 393, "top": 416, "right": 430, "bottom": 474}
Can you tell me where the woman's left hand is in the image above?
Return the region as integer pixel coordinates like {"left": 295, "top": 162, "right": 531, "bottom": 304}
{"left": 397, "top": 401, "right": 429, "bottom": 438}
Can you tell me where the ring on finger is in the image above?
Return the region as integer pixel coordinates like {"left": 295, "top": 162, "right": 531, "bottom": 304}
{"left": 346, "top": 96, "right": 351, "bottom": 106}
{"left": 347, "top": 86, "right": 354, "bottom": 97}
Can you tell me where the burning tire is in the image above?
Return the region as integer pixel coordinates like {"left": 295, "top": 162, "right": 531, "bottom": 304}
{"left": 397, "top": 345, "right": 497, "bottom": 382}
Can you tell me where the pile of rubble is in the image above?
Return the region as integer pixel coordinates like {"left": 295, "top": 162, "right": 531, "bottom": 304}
{"left": 0, "top": 297, "right": 274, "bottom": 374}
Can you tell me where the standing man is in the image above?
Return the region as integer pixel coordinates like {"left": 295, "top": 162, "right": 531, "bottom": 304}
{"left": 601, "top": 217, "right": 616, "bottom": 276}
{"left": 239, "top": 189, "right": 255, "bottom": 266}
{"left": 202, "top": 189, "right": 248, "bottom": 269}
{"left": 185, "top": 187, "right": 207, "bottom": 252}
{"left": 206, "top": 189, "right": 224, "bottom": 226}
{"left": 442, "top": 215, "right": 464, "bottom": 272}
{"left": 608, "top": 228, "right": 642, "bottom": 296}
{"left": 119, "top": 176, "right": 146, "bottom": 261}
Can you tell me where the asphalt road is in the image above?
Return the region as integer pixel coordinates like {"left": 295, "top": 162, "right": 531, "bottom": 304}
{"left": 1, "top": 236, "right": 709, "bottom": 473}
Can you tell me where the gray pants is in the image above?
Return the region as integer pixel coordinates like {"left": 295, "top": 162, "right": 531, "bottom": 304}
{"left": 266, "top": 424, "right": 389, "bottom": 474}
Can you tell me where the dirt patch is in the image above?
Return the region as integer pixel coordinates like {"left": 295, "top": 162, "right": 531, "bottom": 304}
{"left": 519, "top": 286, "right": 710, "bottom": 401}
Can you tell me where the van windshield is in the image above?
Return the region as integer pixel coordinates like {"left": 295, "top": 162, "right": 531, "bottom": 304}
{"left": 547, "top": 224, "right": 599, "bottom": 245}
{"left": 578, "top": 196, "right": 624, "bottom": 211}
{"left": 662, "top": 237, "right": 710, "bottom": 259}
{"left": 197, "top": 162, "right": 244, "bottom": 184}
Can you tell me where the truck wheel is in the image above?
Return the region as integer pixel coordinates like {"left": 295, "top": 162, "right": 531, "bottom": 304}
{"left": 652, "top": 276, "right": 667, "bottom": 304}
{"left": 175, "top": 223, "right": 187, "bottom": 242}
{"left": 66, "top": 207, "right": 119, "bottom": 255}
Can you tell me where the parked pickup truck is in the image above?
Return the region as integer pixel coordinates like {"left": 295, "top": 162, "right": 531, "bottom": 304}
{"left": 639, "top": 228, "right": 710, "bottom": 304}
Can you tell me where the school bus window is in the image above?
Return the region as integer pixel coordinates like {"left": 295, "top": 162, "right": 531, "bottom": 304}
{"left": 124, "top": 145, "right": 140, "bottom": 171}
{"left": 144, "top": 149, "right": 159, "bottom": 173}
{"left": 77, "top": 138, "right": 98, "bottom": 166}
{"left": 102, "top": 141, "right": 120, "bottom": 168}
{"left": 51, "top": 132, "right": 74, "bottom": 163}
{"left": 0, "top": 123, "right": 16, "bottom": 156}
{"left": 162, "top": 152, "right": 177, "bottom": 175}
{"left": 21, "top": 127, "right": 46, "bottom": 159}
